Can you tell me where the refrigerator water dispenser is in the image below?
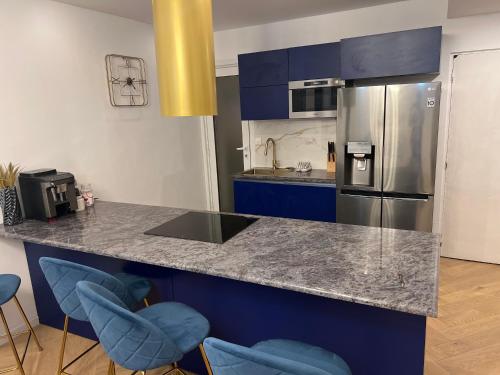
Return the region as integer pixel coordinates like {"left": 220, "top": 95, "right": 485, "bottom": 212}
{"left": 344, "top": 142, "right": 374, "bottom": 187}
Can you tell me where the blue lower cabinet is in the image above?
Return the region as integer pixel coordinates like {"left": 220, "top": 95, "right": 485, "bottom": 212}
{"left": 240, "top": 85, "right": 289, "bottom": 121}
{"left": 234, "top": 180, "right": 336, "bottom": 222}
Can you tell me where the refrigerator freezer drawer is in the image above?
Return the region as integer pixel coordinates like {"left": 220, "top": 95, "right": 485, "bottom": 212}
{"left": 382, "top": 196, "right": 434, "bottom": 232}
{"left": 337, "top": 193, "right": 382, "bottom": 227}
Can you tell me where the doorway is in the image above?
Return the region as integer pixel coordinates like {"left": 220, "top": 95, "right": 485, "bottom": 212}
{"left": 213, "top": 76, "right": 244, "bottom": 212}
{"left": 442, "top": 49, "right": 500, "bottom": 263}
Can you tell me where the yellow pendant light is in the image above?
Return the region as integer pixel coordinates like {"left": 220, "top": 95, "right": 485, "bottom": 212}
{"left": 152, "top": 0, "right": 217, "bottom": 117}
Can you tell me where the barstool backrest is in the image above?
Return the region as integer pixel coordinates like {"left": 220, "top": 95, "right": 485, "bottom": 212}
{"left": 76, "top": 281, "right": 183, "bottom": 371}
{"left": 203, "top": 338, "right": 332, "bottom": 375}
{"left": 39, "top": 257, "right": 134, "bottom": 321}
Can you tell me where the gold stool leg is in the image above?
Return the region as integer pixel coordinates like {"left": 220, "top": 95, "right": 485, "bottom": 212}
{"left": 0, "top": 307, "right": 25, "bottom": 375}
{"left": 107, "top": 360, "right": 116, "bottom": 375}
{"left": 13, "top": 296, "right": 43, "bottom": 352}
{"left": 143, "top": 298, "right": 150, "bottom": 307}
{"left": 199, "top": 343, "right": 213, "bottom": 375}
{"left": 163, "top": 367, "right": 184, "bottom": 375}
{"left": 54, "top": 314, "right": 99, "bottom": 375}
{"left": 57, "top": 315, "right": 69, "bottom": 375}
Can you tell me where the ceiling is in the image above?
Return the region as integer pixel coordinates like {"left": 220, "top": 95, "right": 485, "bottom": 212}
{"left": 53, "top": 0, "right": 405, "bottom": 31}
{"left": 448, "top": 0, "right": 500, "bottom": 18}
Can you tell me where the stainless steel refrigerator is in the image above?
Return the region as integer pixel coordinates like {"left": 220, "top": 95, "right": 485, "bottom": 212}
{"left": 336, "top": 83, "right": 441, "bottom": 232}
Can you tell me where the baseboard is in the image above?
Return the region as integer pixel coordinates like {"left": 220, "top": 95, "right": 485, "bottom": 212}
{"left": 0, "top": 314, "right": 40, "bottom": 346}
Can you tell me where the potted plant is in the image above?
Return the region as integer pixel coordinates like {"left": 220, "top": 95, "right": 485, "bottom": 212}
{"left": 0, "top": 163, "right": 23, "bottom": 226}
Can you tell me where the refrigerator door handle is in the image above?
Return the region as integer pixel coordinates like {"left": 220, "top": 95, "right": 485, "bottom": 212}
{"left": 340, "top": 188, "right": 382, "bottom": 197}
{"left": 383, "top": 196, "right": 430, "bottom": 202}
{"left": 382, "top": 192, "right": 431, "bottom": 200}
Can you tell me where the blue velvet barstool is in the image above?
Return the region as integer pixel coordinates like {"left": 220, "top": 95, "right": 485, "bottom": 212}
{"left": 203, "top": 337, "right": 352, "bottom": 375}
{"left": 76, "top": 280, "right": 212, "bottom": 375}
{"left": 38, "top": 257, "right": 152, "bottom": 375}
{"left": 0, "top": 274, "right": 43, "bottom": 375}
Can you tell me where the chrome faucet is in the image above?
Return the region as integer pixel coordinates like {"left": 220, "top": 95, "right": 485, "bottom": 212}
{"left": 264, "top": 138, "right": 278, "bottom": 170}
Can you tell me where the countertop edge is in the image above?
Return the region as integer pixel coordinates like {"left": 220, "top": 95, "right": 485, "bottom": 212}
{"left": 233, "top": 175, "right": 336, "bottom": 185}
{"left": 233, "top": 168, "right": 336, "bottom": 185}
{"left": 1, "top": 231, "right": 436, "bottom": 317}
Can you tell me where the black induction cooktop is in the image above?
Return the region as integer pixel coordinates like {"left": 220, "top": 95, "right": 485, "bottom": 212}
{"left": 144, "top": 211, "right": 258, "bottom": 244}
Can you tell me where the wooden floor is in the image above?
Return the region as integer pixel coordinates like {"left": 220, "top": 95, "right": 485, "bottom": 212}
{"left": 1, "top": 258, "right": 500, "bottom": 374}
{"left": 425, "top": 258, "right": 500, "bottom": 374}
{"left": 0, "top": 325, "right": 190, "bottom": 375}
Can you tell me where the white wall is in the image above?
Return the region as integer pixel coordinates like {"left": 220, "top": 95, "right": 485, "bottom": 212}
{"left": 214, "top": 0, "right": 500, "bottom": 233}
{"left": 448, "top": 0, "right": 500, "bottom": 18}
{"left": 0, "top": 0, "right": 207, "bottom": 210}
{"left": 0, "top": 0, "right": 208, "bottom": 333}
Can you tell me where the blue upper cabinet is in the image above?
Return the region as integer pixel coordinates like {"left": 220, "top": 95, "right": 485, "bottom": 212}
{"left": 289, "top": 42, "right": 341, "bottom": 81}
{"left": 340, "top": 26, "right": 442, "bottom": 80}
{"left": 238, "top": 49, "right": 289, "bottom": 87}
{"left": 240, "top": 85, "right": 289, "bottom": 120}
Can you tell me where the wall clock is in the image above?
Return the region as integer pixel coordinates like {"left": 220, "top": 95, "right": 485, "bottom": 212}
{"left": 105, "top": 54, "right": 148, "bottom": 107}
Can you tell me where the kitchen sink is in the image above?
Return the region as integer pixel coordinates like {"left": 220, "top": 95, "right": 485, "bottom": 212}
{"left": 241, "top": 167, "right": 294, "bottom": 176}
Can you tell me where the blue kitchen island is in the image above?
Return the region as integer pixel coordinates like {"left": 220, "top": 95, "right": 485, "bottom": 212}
{"left": 0, "top": 201, "right": 439, "bottom": 375}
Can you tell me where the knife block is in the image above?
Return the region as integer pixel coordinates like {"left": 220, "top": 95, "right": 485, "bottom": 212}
{"left": 327, "top": 152, "right": 336, "bottom": 173}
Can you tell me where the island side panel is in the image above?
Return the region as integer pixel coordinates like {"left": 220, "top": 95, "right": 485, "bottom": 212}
{"left": 24, "top": 242, "right": 426, "bottom": 375}
{"left": 172, "top": 269, "right": 427, "bottom": 375}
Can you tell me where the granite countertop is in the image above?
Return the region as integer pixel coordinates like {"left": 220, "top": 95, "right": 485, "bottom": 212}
{"left": 0, "top": 201, "right": 439, "bottom": 317}
{"left": 234, "top": 168, "right": 336, "bottom": 185}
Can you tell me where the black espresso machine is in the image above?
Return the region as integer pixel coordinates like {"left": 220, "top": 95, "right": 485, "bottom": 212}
{"left": 18, "top": 169, "right": 78, "bottom": 221}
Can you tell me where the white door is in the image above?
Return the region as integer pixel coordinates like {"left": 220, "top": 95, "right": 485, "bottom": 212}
{"left": 442, "top": 50, "right": 500, "bottom": 263}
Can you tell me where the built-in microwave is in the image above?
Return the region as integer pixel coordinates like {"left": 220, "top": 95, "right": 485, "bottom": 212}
{"left": 289, "top": 78, "right": 345, "bottom": 119}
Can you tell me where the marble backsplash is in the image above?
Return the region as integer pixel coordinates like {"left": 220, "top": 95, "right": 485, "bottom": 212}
{"left": 249, "top": 118, "right": 336, "bottom": 169}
